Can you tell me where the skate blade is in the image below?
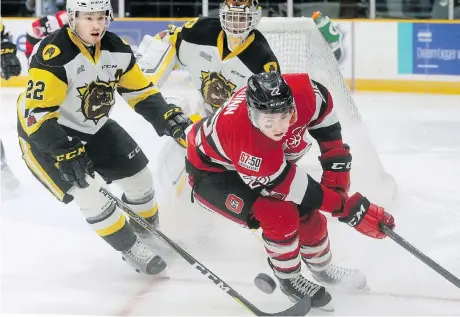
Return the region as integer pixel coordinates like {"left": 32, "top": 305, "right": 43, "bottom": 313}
{"left": 155, "top": 268, "right": 171, "bottom": 280}
{"left": 314, "top": 302, "right": 335, "bottom": 312}
{"left": 361, "top": 284, "right": 371, "bottom": 291}
{"left": 288, "top": 296, "right": 335, "bottom": 313}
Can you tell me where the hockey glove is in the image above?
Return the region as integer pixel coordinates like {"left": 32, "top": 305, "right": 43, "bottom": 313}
{"left": 0, "top": 41, "right": 21, "bottom": 80}
{"left": 52, "top": 137, "right": 93, "bottom": 188}
{"left": 333, "top": 192, "right": 395, "bottom": 239}
{"left": 319, "top": 144, "right": 351, "bottom": 195}
{"left": 162, "top": 105, "right": 193, "bottom": 148}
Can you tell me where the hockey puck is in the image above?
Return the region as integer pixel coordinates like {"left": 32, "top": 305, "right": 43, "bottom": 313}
{"left": 254, "top": 273, "right": 277, "bottom": 294}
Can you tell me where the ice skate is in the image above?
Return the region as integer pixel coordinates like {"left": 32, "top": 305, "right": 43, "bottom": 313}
{"left": 309, "top": 262, "right": 369, "bottom": 291}
{"left": 122, "top": 238, "right": 167, "bottom": 275}
{"left": 276, "top": 273, "right": 334, "bottom": 311}
{"left": 128, "top": 213, "right": 176, "bottom": 262}
{"left": 268, "top": 257, "right": 334, "bottom": 311}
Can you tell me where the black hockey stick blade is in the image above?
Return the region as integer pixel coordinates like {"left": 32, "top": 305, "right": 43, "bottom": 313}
{"left": 99, "top": 186, "right": 312, "bottom": 316}
{"left": 262, "top": 295, "right": 311, "bottom": 316}
{"left": 380, "top": 223, "right": 460, "bottom": 288}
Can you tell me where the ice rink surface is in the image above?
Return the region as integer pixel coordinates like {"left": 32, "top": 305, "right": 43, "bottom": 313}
{"left": 1, "top": 87, "right": 459, "bottom": 316}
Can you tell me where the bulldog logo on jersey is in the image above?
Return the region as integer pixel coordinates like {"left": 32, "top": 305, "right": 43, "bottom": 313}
{"left": 200, "top": 71, "right": 236, "bottom": 111}
{"left": 77, "top": 77, "right": 118, "bottom": 124}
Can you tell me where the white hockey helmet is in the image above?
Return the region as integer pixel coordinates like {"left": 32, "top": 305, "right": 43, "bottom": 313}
{"left": 219, "top": 0, "right": 261, "bottom": 50}
{"left": 66, "top": 0, "right": 113, "bottom": 36}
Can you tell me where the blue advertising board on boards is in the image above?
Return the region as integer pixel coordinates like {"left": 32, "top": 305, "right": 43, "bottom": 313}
{"left": 398, "top": 22, "right": 460, "bottom": 76}
{"left": 109, "top": 19, "right": 188, "bottom": 50}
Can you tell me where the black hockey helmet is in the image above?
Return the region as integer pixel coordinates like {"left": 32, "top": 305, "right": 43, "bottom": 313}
{"left": 246, "top": 72, "right": 294, "bottom": 114}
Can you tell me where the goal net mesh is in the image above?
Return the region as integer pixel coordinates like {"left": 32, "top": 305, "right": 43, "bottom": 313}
{"left": 257, "top": 17, "right": 396, "bottom": 205}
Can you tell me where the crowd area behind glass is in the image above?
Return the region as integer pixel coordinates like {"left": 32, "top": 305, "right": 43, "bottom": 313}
{"left": 1, "top": 0, "right": 459, "bottom": 19}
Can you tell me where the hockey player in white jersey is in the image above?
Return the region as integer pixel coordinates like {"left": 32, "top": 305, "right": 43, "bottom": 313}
{"left": 16, "top": 0, "right": 191, "bottom": 274}
{"left": 136, "top": 0, "right": 281, "bottom": 116}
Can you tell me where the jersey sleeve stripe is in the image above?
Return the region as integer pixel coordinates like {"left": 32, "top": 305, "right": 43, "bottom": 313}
{"left": 285, "top": 165, "right": 310, "bottom": 204}
{"left": 123, "top": 87, "right": 161, "bottom": 109}
{"left": 201, "top": 110, "right": 232, "bottom": 163}
{"left": 118, "top": 62, "right": 153, "bottom": 91}
{"left": 308, "top": 109, "right": 339, "bottom": 130}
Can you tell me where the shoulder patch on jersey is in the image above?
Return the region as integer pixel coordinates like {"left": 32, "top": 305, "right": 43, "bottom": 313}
{"left": 32, "top": 27, "right": 78, "bottom": 68}
{"left": 180, "top": 17, "right": 222, "bottom": 47}
{"left": 183, "top": 17, "right": 199, "bottom": 29}
{"left": 238, "top": 151, "right": 262, "bottom": 172}
{"left": 42, "top": 44, "right": 61, "bottom": 60}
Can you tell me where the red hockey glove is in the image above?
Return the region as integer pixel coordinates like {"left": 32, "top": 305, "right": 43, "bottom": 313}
{"left": 333, "top": 193, "right": 395, "bottom": 239}
{"left": 319, "top": 144, "right": 351, "bottom": 194}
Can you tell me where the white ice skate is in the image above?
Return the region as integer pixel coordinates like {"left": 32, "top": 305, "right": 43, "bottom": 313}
{"left": 276, "top": 274, "right": 335, "bottom": 312}
{"left": 310, "top": 263, "right": 369, "bottom": 291}
{"left": 122, "top": 238, "right": 167, "bottom": 275}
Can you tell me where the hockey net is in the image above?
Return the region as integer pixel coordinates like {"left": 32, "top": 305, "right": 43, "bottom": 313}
{"left": 161, "top": 17, "right": 396, "bottom": 206}
{"left": 256, "top": 17, "right": 396, "bottom": 206}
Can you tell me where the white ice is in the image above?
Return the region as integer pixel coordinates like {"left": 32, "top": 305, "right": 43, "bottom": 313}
{"left": 1, "top": 87, "right": 459, "bottom": 316}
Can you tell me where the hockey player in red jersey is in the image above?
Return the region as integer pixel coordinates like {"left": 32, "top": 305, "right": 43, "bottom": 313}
{"left": 25, "top": 10, "right": 68, "bottom": 59}
{"left": 185, "top": 71, "right": 395, "bottom": 309}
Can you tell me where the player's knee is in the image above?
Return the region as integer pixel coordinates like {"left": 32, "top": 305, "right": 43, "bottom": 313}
{"left": 114, "top": 167, "right": 158, "bottom": 222}
{"left": 252, "top": 197, "right": 299, "bottom": 241}
{"left": 114, "top": 167, "right": 154, "bottom": 203}
{"left": 298, "top": 209, "right": 328, "bottom": 246}
{"left": 72, "top": 183, "right": 115, "bottom": 218}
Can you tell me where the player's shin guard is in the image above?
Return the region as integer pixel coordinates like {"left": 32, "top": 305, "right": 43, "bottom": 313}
{"left": 253, "top": 198, "right": 331, "bottom": 309}
{"left": 81, "top": 194, "right": 137, "bottom": 252}
{"left": 299, "top": 211, "right": 367, "bottom": 290}
{"left": 121, "top": 193, "right": 159, "bottom": 237}
{"left": 263, "top": 234, "right": 331, "bottom": 309}
{"left": 71, "top": 182, "right": 166, "bottom": 275}
{"left": 299, "top": 210, "right": 332, "bottom": 271}
{"left": 115, "top": 167, "right": 159, "bottom": 237}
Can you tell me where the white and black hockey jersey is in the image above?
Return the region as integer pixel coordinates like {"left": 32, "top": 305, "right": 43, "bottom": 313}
{"left": 17, "top": 27, "right": 169, "bottom": 140}
{"left": 153, "top": 17, "right": 281, "bottom": 114}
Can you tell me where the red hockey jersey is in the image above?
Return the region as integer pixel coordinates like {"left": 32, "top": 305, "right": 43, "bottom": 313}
{"left": 25, "top": 10, "right": 68, "bottom": 58}
{"left": 187, "top": 73, "right": 342, "bottom": 205}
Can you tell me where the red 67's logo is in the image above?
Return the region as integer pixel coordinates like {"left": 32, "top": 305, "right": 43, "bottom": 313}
{"left": 225, "top": 194, "right": 244, "bottom": 214}
{"left": 285, "top": 126, "right": 307, "bottom": 149}
{"left": 238, "top": 151, "right": 262, "bottom": 172}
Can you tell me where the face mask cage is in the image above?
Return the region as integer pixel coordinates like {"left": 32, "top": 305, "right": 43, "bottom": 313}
{"left": 219, "top": 2, "right": 261, "bottom": 48}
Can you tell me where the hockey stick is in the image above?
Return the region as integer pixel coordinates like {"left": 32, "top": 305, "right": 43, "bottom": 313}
{"left": 99, "top": 186, "right": 312, "bottom": 316}
{"left": 380, "top": 224, "right": 460, "bottom": 288}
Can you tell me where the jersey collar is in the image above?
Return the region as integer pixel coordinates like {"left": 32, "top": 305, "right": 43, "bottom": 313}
{"left": 67, "top": 28, "right": 101, "bottom": 65}
{"left": 217, "top": 31, "right": 255, "bottom": 62}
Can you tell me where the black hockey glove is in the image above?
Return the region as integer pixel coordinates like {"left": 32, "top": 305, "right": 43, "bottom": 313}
{"left": 51, "top": 137, "right": 93, "bottom": 189}
{"left": 162, "top": 105, "right": 193, "bottom": 148}
{"left": 1, "top": 41, "right": 21, "bottom": 80}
